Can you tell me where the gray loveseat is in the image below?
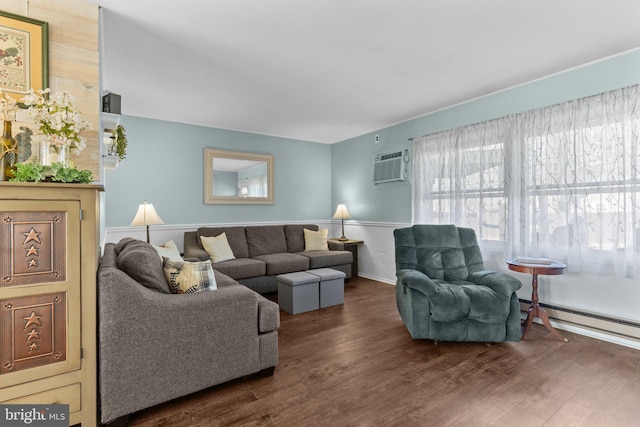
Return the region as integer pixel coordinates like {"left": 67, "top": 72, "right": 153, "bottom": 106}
{"left": 98, "top": 238, "right": 279, "bottom": 425}
{"left": 184, "top": 224, "right": 353, "bottom": 294}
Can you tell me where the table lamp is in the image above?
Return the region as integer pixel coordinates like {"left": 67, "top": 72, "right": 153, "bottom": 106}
{"left": 130, "top": 201, "right": 164, "bottom": 243}
{"left": 332, "top": 203, "right": 352, "bottom": 241}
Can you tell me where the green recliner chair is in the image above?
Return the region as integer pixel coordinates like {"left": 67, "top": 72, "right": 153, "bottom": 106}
{"left": 394, "top": 224, "right": 522, "bottom": 342}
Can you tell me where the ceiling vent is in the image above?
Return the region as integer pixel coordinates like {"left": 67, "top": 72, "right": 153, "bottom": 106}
{"left": 373, "top": 149, "right": 410, "bottom": 185}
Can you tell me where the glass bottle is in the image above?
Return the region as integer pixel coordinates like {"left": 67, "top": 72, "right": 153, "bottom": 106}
{"left": 0, "top": 120, "right": 17, "bottom": 181}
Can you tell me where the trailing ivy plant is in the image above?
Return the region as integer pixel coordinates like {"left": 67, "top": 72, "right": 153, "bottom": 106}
{"left": 114, "top": 124, "right": 127, "bottom": 160}
{"left": 11, "top": 162, "right": 93, "bottom": 184}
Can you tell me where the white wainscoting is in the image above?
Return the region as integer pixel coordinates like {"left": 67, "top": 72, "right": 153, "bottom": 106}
{"left": 332, "top": 220, "right": 408, "bottom": 284}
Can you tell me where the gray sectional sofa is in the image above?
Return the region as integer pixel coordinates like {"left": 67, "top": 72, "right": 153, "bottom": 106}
{"left": 184, "top": 224, "right": 353, "bottom": 294}
{"left": 98, "top": 238, "right": 280, "bottom": 425}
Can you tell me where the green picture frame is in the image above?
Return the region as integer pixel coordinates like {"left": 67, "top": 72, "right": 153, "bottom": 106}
{"left": 0, "top": 10, "right": 48, "bottom": 107}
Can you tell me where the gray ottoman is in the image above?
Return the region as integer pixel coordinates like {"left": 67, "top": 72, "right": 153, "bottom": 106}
{"left": 307, "top": 268, "right": 346, "bottom": 308}
{"left": 277, "top": 271, "right": 320, "bottom": 314}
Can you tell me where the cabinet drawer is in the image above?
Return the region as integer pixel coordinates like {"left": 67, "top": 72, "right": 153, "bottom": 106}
{"left": 1, "top": 383, "right": 81, "bottom": 413}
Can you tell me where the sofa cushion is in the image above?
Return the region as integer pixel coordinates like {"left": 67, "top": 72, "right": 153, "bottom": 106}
{"left": 115, "top": 237, "right": 171, "bottom": 294}
{"left": 197, "top": 226, "right": 249, "bottom": 258}
{"left": 297, "top": 250, "right": 352, "bottom": 269}
{"left": 152, "top": 240, "right": 182, "bottom": 261}
{"left": 163, "top": 258, "right": 217, "bottom": 294}
{"left": 210, "top": 258, "right": 266, "bottom": 280}
{"left": 246, "top": 225, "right": 287, "bottom": 257}
{"left": 200, "top": 233, "right": 236, "bottom": 263}
{"left": 284, "top": 224, "right": 318, "bottom": 252}
{"left": 252, "top": 253, "right": 309, "bottom": 275}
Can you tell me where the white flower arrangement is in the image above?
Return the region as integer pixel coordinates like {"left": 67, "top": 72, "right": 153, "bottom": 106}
{"left": 22, "top": 88, "right": 91, "bottom": 155}
{"left": 0, "top": 90, "right": 18, "bottom": 122}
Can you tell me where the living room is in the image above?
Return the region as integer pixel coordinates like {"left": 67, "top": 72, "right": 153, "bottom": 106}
{"left": 1, "top": 1, "right": 640, "bottom": 426}
{"left": 99, "top": 2, "right": 640, "bottom": 348}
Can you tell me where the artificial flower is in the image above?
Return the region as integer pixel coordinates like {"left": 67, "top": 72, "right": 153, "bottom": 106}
{"left": 22, "top": 88, "right": 91, "bottom": 155}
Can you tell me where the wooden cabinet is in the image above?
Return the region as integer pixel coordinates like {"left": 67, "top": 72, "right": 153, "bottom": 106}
{"left": 0, "top": 182, "right": 102, "bottom": 426}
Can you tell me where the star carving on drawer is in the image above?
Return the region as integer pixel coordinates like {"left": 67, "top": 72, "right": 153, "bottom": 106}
{"left": 22, "top": 227, "right": 42, "bottom": 245}
{"left": 26, "top": 328, "right": 40, "bottom": 341}
{"left": 1, "top": 292, "right": 67, "bottom": 374}
{"left": 23, "top": 311, "right": 42, "bottom": 329}
{"left": 26, "top": 245, "right": 39, "bottom": 257}
{"left": 27, "top": 259, "right": 38, "bottom": 268}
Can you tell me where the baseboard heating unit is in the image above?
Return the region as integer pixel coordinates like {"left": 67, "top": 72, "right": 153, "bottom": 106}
{"left": 518, "top": 299, "right": 640, "bottom": 349}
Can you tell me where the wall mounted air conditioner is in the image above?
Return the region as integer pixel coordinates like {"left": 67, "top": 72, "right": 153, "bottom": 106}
{"left": 373, "top": 149, "right": 410, "bottom": 185}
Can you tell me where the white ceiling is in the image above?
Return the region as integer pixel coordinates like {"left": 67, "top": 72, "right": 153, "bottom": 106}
{"left": 93, "top": 0, "right": 640, "bottom": 144}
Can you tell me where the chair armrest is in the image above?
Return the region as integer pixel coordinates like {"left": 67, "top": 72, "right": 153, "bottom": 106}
{"left": 396, "top": 268, "right": 440, "bottom": 297}
{"left": 468, "top": 270, "right": 523, "bottom": 296}
{"left": 184, "top": 231, "right": 210, "bottom": 261}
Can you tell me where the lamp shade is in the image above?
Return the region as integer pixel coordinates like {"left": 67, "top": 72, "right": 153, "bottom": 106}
{"left": 332, "top": 203, "right": 352, "bottom": 220}
{"left": 130, "top": 202, "right": 164, "bottom": 226}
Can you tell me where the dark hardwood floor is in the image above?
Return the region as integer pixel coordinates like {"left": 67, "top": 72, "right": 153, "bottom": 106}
{"left": 129, "top": 277, "right": 640, "bottom": 427}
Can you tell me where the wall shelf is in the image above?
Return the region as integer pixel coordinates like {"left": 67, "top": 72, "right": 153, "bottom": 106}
{"left": 101, "top": 112, "right": 121, "bottom": 170}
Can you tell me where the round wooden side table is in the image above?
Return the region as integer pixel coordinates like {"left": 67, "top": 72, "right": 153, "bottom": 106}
{"left": 506, "top": 258, "right": 568, "bottom": 342}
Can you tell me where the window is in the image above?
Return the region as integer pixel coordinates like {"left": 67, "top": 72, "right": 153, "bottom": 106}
{"left": 412, "top": 85, "right": 640, "bottom": 278}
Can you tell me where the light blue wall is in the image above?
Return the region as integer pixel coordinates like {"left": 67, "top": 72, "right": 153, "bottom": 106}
{"left": 105, "top": 49, "right": 640, "bottom": 229}
{"left": 104, "top": 116, "right": 332, "bottom": 227}
{"left": 332, "top": 48, "right": 640, "bottom": 223}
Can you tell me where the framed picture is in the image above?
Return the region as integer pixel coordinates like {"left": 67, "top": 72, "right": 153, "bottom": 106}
{"left": 0, "top": 10, "right": 48, "bottom": 106}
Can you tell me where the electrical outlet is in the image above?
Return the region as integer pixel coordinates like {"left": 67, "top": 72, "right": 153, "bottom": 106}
{"left": 375, "top": 134, "right": 380, "bottom": 144}
{"left": 380, "top": 252, "right": 387, "bottom": 263}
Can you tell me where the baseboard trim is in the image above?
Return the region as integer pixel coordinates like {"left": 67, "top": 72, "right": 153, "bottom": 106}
{"left": 357, "top": 273, "right": 395, "bottom": 285}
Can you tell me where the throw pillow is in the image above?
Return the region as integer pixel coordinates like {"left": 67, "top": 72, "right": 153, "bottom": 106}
{"left": 153, "top": 240, "right": 182, "bottom": 261}
{"left": 304, "top": 228, "right": 329, "bottom": 251}
{"left": 163, "top": 258, "right": 217, "bottom": 294}
{"left": 116, "top": 237, "right": 171, "bottom": 294}
{"left": 200, "top": 233, "right": 236, "bottom": 263}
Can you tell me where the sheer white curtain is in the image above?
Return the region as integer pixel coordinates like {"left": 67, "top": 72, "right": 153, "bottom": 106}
{"left": 412, "top": 85, "right": 640, "bottom": 278}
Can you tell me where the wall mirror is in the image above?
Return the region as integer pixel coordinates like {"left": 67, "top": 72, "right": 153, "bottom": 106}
{"left": 204, "top": 148, "right": 274, "bottom": 204}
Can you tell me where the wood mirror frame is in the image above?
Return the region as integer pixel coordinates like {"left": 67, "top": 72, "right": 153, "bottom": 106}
{"left": 204, "top": 148, "right": 274, "bottom": 204}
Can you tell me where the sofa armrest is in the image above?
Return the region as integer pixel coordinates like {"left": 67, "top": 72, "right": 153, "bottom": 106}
{"left": 184, "top": 231, "right": 210, "bottom": 261}
{"left": 256, "top": 293, "right": 280, "bottom": 333}
{"left": 328, "top": 240, "right": 344, "bottom": 251}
